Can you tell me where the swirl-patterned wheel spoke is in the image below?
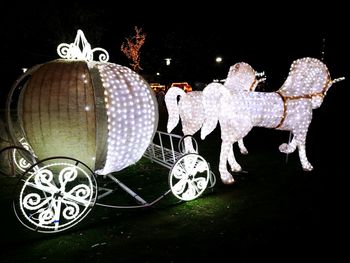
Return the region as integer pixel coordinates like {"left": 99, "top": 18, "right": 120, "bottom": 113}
{"left": 13, "top": 157, "right": 97, "bottom": 233}
{"left": 169, "top": 153, "right": 210, "bottom": 201}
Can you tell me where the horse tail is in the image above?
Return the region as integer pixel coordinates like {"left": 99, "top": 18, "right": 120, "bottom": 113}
{"left": 201, "top": 83, "right": 230, "bottom": 140}
{"left": 165, "top": 87, "right": 186, "bottom": 133}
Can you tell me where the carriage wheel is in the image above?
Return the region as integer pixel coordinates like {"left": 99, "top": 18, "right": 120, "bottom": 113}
{"left": 208, "top": 171, "right": 217, "bottom": 189}
{"left": 169, "top": 153, "right": 210, "bottom": 201}
{"left": 13, "top": 139, "right": 37, "bottom": 173}
{"left": 13, "top": 156, "right": 97, "bottom": 233}
{"left": 0, "top": 146, "right": 36, "bottom": 177}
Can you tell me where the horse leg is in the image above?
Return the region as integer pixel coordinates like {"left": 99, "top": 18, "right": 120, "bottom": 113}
{"left": 238, "top": 139, "right": 248, "bottom": 155}
{"left": 183, "top": 121, "right": 200, "bottom": 153}
{"left": 184, "top": 135, "right": 196, "bottom": 153}
{"left": 279, "top": 137, "right": 297, "bottom": 154}
{"left": 227, "top": 143, "right": 242, "bottom": 172}
{"left": 295, "top": 133, "right": 313, "bottom": 171}
{"left": 219, "top": 141, "right": 235, "bottom": 184}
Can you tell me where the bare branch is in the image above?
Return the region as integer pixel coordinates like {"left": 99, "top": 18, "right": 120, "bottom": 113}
{"left": 121, "top": 26, "right": 146, "bottom": 72}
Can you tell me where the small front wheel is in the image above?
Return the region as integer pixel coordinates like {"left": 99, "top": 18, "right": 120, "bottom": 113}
{"left": 169, "top": 153, "right": 210, "bottom": 201}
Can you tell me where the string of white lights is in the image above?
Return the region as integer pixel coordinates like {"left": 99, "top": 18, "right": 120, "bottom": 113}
{"left": 165, "top": 62, "right": 262, "bottom": 157}
{"left": 95, "top": 63, "right": 158, "bottom": 175}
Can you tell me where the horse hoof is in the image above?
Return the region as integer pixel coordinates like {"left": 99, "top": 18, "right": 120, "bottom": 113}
{"left": 303, "top": 165, "right": 313, "bottom": 172}
{"left": 279, "top": 143, "right": 289, "bottom": 153}
{"left": 221, "top": 175, "right": 235, "bottom": 185}
{"left": 240, "top": 150, "right": 249, "bottom": 155}
{"left": 231, "top": 166, "right": 242, "bottom": 172}
{"left": 279, "top": 143, "right": 296, "bottom": 154}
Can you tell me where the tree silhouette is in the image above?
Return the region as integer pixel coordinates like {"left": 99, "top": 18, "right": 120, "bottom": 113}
{"left": 121, "top": 26, "right": 146, "bottom": 72}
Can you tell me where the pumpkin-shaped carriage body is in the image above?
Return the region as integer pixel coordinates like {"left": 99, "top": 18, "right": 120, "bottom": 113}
{"left": 8, "top": 59, "right": 158, "bottom": 174}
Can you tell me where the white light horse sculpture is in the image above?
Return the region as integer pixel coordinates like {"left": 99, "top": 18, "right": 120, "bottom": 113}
{"left": 201, "top": 57, "right": 344, "bottom": 184}
{"left": 165, "top": 62, "right": 264, "bottom": 155}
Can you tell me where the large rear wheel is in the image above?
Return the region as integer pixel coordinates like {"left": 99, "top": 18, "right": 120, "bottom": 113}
{"left": 13, "top": 157, "right": 97, "bottom": 233}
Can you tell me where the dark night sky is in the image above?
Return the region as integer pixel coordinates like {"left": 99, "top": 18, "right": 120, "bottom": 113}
{"left": 0, "top": 1, "right": 348, "bottom": 100}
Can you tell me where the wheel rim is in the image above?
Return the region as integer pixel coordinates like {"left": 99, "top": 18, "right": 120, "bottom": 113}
{"left": 13, "top": 157, "right": 97, "bottom": 233}
{"left": 208, "top": 171, "right": 217, "bottom": 188}
{"left": 169, "top": 153, "right": 209, "bottom": 201}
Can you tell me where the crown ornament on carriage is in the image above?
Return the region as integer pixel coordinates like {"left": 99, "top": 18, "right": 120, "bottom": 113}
{"left": 57, "top": 29, "right": 109, "bottom": 62}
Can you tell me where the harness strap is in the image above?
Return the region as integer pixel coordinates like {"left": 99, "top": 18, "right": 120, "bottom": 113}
{"left": 274, "top": 77, "right": 332, "bottom": 129}
{"left": 275, "top": 91, "right": 287, "bottom": 129}
{"left": 249, "top": 79, "right": 257, "bottom": 91}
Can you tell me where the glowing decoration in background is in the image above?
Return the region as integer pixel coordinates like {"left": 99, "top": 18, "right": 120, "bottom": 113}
{"left": 165, "top": 58, "right": 171, "bottom": 66}
{"left": 120, "top": 26, "right": 146, "bottom": 72}
{"left": 170, "top": 82, "right": 193, "bottom": 93}
{"left": 7, "top": 29, "right": 158, "bottom": 175}
{"left": 165, "top": 62, "right": 264, "bottom": 154}
{"left": 201, "top": 57, "right": 344, "bottom": 184}
{"left": 215, "top": 56, "right": 222, "bottom": 63}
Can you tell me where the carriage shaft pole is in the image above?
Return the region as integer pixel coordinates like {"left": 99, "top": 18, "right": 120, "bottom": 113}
{"left": 106, "top": 174, "right": 148, "bottom": 205}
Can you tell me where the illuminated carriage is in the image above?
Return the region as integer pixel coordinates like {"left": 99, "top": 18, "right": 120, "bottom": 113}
{"left": 0, "top": 30, "right": 215, "bottom": 233}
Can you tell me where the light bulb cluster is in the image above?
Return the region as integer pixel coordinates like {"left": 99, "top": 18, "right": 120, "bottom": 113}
{"left": 201, "top": 57, "right": 334, "bottom": 184}
{"left": 224, "top": 62, "right": 259, "bottom": 92}
{"left": 279, "top": 58, "right": 329, "bottom": 99}
{"left": 95, "top": 64, "right": 157, "bottom": 175}
{"left": 165, "top": 62, "right": 259, "bottom": 154}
